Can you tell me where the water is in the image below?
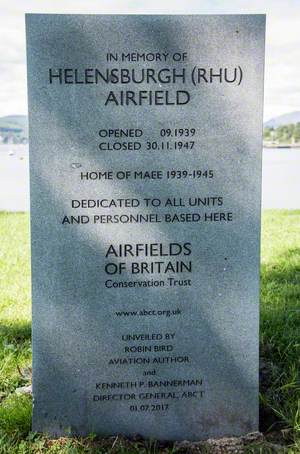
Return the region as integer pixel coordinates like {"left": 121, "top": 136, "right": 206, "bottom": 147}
{"left": 0, "top": 144, "right": 29, "bottom": 211}
{"left": 262, "top": 148, "right": 300, "bottom": 209}
{"left": 0, "top": 144, "right": 299, "bottom": 211}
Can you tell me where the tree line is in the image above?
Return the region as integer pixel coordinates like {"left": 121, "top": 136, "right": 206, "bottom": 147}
{"left": 264, "top": 123, "right": 300, "bottom": 144}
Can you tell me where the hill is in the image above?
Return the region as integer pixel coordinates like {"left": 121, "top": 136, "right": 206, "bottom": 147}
{"left": 265, "top": 111, "right": 300, "bottom": 128}
{"left": 0, "top": 115, "right": 28, "bottom": 143}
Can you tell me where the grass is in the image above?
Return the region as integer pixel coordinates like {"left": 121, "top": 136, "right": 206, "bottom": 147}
{"left": 0, "top": 210, "right": 299, "bottom": 453}
{"left": 260, "top": 211, "right": 300, "bottom": 449}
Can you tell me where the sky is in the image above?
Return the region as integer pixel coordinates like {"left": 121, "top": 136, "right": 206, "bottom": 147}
{"left": 0, "top": 0, "right": 299, "bottom": 121}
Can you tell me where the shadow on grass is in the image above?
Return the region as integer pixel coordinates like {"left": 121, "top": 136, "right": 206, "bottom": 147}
{"left": 0, "top": 321, "right": 31, "bottom": 344}
{"left": 262, "top": 247, "right": 300, "bottom": 288}
{"left": 259, "top": 248, "right": 300, "bottom": 435}
{"left": 0, "top": 394, "right": 32, "bottom": 438}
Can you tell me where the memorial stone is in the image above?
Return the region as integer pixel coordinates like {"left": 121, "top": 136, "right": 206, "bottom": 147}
{"left": 26, "top": 14, "right": 265, "bottom": 440}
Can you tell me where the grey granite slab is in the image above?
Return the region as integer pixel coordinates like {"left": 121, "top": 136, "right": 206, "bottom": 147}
{"left": 26, "top": 14, "right": 265, "bottom": 440}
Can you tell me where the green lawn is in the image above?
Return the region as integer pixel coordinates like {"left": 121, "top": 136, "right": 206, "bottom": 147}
{"left": 0, "top": 211, "right": 299, "bottom": 453}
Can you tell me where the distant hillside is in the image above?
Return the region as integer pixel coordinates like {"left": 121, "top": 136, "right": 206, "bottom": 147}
{"left": 265, "top": 111, "right": 300, "bottom": 128}
{"left": 0, "top": 115, "right": 28, "bottom": 130}
{"left": 264, "top": 113, "right": 300, "bottom": 146}
{"left": 0, "top": 115, "right": 28, "bottom": 143}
